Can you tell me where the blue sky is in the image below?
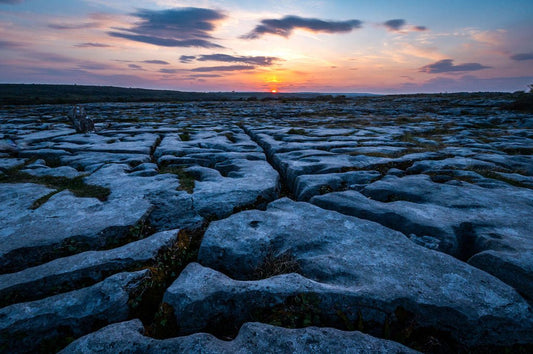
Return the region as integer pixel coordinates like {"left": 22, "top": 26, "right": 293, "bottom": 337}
{"left": 1, "top": 0, "right": 532, "bottom": 93}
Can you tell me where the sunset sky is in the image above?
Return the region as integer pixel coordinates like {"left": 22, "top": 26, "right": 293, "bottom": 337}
{"left": 1, "top": 0, "right": 532, "bottom": 93}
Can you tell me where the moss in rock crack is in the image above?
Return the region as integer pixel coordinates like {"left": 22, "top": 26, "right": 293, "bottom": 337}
{"left": 224, "top": 132, "right": 237, "bottom": 143}
{"left": 178, "top": 129, "right": 191, "bottom": 141}
{"left": 252, "top": 293, "right": 323, "bottom": 329}
{"left": 252, "top": 250, "right": 301, "bottom": 280}
{"left": 341, "top": 160, "right": 416, "bottom": 176}
{"left": 30, "top": 190, "right": 60, "bottom": 209}
{"left": 427, "top": 168, "right": 533, "bottom": 190}
{"left": 103, "top": 213, "right": 156, "bottom": 250}
{"left": 158, "top": 166, "right": 195, "bottom": 193}
{"left": 0, "top": 170, "right": 110, "bottom": 205}
{"left": 287, "top": 128, "right": 306, "bottom": 135}
{"left": 232, "top": 195, "right": 270, "bottom": 214}
{"left": 319, "top": 184, "right": 334, "bottom": 195}
{"left": 129, "top": 226, "right": 207, "bottom": 337}
{"left": 145, "top": 302, "right": 179, "bottom": 339}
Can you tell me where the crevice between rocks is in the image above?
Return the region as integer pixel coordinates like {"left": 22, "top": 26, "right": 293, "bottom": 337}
{"left": 129, "top": 224, "right": 208, "bottom": 339}
{"left": 240, "top": 125, "right": 293, "bottom": 200}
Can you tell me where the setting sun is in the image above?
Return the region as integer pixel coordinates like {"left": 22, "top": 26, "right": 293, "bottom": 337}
{"left": 271, "top": 89, "right": 277, "bottom": 93}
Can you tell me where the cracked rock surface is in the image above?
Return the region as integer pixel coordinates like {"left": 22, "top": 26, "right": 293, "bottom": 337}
{"left": 1, "top": 94, "right": 532, "bottom": 352}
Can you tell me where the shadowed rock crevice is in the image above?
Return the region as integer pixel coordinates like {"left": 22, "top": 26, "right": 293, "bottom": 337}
{"left": 130, "top": 225, "right": 209, "bottom": 337}
{"left": 241, "top": 125, "right": 290, "bottom": 198}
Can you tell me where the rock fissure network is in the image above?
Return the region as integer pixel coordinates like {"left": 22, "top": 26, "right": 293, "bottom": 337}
{"left": 1, "top": 95, "right": 532, "bottom": 353}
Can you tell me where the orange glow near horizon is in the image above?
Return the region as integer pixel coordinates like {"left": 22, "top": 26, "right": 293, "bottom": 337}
{"left": 271, "top": 88, "right": 277, "bottom": 93}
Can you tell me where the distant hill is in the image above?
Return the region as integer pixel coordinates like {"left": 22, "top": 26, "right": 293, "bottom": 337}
{"left": 0, "top": 84, "right": 228, "bottom": 105}
{"left": 0, "top": 84, "right": 376, "bottom": 105}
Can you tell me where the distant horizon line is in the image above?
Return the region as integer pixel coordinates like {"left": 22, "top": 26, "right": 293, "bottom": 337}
{"left": 0, "top": 82, "right": 525, "bottom": 95}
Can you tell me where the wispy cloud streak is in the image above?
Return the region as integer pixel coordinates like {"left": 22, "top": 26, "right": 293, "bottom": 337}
{"left": 74, "top": 43, "right": 112, "bottom": 48}
{"left": 182, "top": 54, "right": 280, "bottom": 66}
{"left": 191, "top": 65, "right": 255, "bottom": 72}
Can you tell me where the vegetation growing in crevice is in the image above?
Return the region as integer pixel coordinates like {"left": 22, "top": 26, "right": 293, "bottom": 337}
{"left": 0, "top": 169, "right": 110, "bottom": 204}
{"left": 232, "top": 195, "right": 270, "bottom": 214}
{"left": 30, "top": 190, "right": 60, "bottom": 209}
{"left": 128, "top": 226, "right": 207, "bottom": 338}
{"left": 224, "top": 132, "right": 237, "bottom": 143}
{"left": 253, "top": 293, "right": 323, "bottom": 329}
{"left": 158, "top": 166, "right": 196, "bottom": 193}
{"left": 252, "top": 250, "right": 301, "bottom": 280}
{"left": 287, "top": 128, "right": 306, "bottom": 135}
{"left": 178, "top": 129, "right": 191, "bottom": 142}
{"left": 426, "top": 168, "right": 532, "bottom": 190}
{"left": 341, "top": 160, "right": 416, "bottom": 175}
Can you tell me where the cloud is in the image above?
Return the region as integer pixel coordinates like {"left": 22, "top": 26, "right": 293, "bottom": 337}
{"left": 159, "top": 68, "right": 180, "bottom": 74}
{"left": 0, "top": 0, "right": 24, "bottom": 4}
{"left": 48, "top": 23, "right": 99, "bottom": 30}
{"left": 195, "top": 54, "right": 279, "bottom": 66}
{"left": 188, "top": 74, "right": 222, "bottom": 78}
{"left": 108, "top": 7, "right": 225, "bottom": 48}
{"left": 142, "top": 60, "right": 170, "bottom": 65}
{"left": 384, "top": 19, "right": 427, "bottom": 32}
{"left": 74, "top": 42, "right": 112, "bottom": 48}
{"left": 179, "top": 55, "right": 196, "bottom": 63}
{"left": 384, "top": 19, "right": 406, "bottom": 31}
{"left": 128, "top": 64, "right": 143, "bottom": 70}
{"left": 243, "top": 15, "right": 362, "bottom": 39}
{"left": 26, "top": 51, "right": 77, "bottom": 63}
{"left": 190, "top": 65, "right": 255, "bottom": 72}
{"left": 419, "top": 59, "right": 490, "bottom": 73}
{"left": 0, "top": 40, "right": 22, "bottom": 48}
{"left": 510, "top": 52, "right": 533, "bottom": 61}
{"left": 108, "top": 33, "right": 222, "bottom": 48}
{"left": 77, "top": 63, "right": 112, "bottom": 70}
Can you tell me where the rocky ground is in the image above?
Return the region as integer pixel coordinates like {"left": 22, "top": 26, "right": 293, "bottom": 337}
{"left": 1, "top": 94, "right": 532, "bottom": 353}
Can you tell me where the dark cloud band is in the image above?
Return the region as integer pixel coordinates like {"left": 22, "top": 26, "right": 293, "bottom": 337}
{"left": 194, "top": 54, "right": 279, "bottom": 66}
{"left": 48, "top": 23, "right": 99, "bottom": 30}
{"left": 142, "top": 60, "right": 170, "bottom": 65}
{"left": 191, "top": 65, "right": 255, "bottom": 72}
{"left": 74, "top": 43, "right": 112, "bottom": 48}
{"left": 108, "top": 7, "right": 225, "bottom": 48}
{"left": 243, "top": 15, "right": 362, "bottom": 39}
{"left": 510, "top": 52, "right": 533, "bottom": 61}
{"left": 420, "top": 59, "right": 490, "bottom": 73}
{"left": 384, "top": 19, "right": 406, "bottom": 31}
{"left": 179, "top": 55, "right": 197, "bottom": 63}
{"left": 108, "top": 32, "right": 222, "bottom": 48}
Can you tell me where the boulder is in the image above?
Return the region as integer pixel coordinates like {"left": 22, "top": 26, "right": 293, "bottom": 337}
{"left": 195, "top": 199, "right": 533, "bottom": 346}
{"left": 61, "top": 319, "right": 418, "bottom": 354}
{"left": 0, "top": 229, "right": 179, "bottom": 305}
{"left": 0, "top": 270, "right": 150, "bottom": 353}
{"left": 312, "top": 175, "right": 533, "bottom": 297}
{"left": 0, "top": 187, "right": 152, "bottom": 272}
